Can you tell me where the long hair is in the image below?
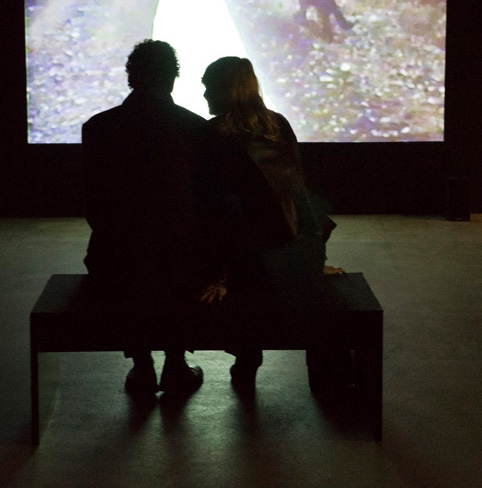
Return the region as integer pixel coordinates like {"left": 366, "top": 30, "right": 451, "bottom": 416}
{"left": 202, "top": 57, "right": 280, "bottom": 141}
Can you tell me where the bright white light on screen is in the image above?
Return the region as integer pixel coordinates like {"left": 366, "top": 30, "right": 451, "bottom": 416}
{"left": 152, "top": 0, "right": 275, "bottom": 118}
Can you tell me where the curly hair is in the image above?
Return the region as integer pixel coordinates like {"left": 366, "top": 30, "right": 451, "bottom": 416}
{"left": 126, "top": 40, "right": 180, "bottom": 91}
{"left": 202, "top": 57, "right": 280, "bottom": 141}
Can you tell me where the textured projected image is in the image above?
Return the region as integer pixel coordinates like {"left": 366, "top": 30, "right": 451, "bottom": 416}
{"left": 26, "top": 0, "right": 446, "bottom": 143}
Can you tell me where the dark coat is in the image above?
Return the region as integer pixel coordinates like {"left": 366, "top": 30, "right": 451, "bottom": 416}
{"left": 82, "top": 91, "right": 223, "bottom": 295}
{"left": 207, "top": 111, "right": 336, "bottom": 291}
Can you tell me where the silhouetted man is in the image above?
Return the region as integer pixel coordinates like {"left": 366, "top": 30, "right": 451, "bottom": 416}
{"left": 82, "top": 40, "right": 225, "bottom": 397}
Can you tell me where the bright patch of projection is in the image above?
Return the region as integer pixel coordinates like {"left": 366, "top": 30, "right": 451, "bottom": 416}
{"left": 152, "top": 0, "right": 275, "bottom": 119}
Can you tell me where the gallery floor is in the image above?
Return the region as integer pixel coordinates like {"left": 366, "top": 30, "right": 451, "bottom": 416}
{"left": 0, "top": 215, "right": 481, "bottom": 488}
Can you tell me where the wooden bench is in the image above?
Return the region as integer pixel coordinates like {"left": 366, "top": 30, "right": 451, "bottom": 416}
{"left": 30, "top": 273, "right": 383, "bottom": 444}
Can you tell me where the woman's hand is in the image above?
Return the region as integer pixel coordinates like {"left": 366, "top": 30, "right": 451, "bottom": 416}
{"left": 323, "top": 265, "right": 345, "bottom": 275}
{"left": 200, "top": 279, "right": 227, "bottom": 303}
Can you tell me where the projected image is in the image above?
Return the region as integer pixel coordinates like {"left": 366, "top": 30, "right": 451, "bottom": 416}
{"left": 26, "top": 0, "right": 446, "bottom": 143}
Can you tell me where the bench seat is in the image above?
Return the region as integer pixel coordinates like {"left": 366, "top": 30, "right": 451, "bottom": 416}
{"left": 30, "top": 272, "right": 383, "bottom": 443}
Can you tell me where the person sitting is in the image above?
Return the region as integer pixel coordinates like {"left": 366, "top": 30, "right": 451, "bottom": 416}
{"left": 82, "top": 40, "right": 228, "bottom": 398}
{"left": 201, "top": 56, "right": 347, "bottom": 391}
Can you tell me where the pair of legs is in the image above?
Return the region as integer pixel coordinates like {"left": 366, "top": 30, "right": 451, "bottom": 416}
{"left": 86, "top": 273, "right": 205, "bottom": 397}
{"left": 231, "top": 346, "right": 354, "bottom": 394}
{"left": 125, "top": 349, "right": 203, "bottom": 396}
{"left": 230, "top": 233, "right": 350, "bottom": 393}
{"left": 127, "top": 347, "right": 262, "bottom": 395}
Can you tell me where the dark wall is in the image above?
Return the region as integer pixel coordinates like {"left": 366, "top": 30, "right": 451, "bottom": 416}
{"left": 1, "top": 1, "right": 480, "bottom": 218}
{"left": 300, "top": 142, "right": 446, "bottom": 215}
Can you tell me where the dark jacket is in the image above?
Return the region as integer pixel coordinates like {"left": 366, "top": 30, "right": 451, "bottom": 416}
{"left": 208, "top": 112, "right": 334, "bottom": 241}
{"left": 82, "top": 91, "right": 223, "bottom": 294}
{"left": 207, "top": 111, "right": 336, "bottom": 290}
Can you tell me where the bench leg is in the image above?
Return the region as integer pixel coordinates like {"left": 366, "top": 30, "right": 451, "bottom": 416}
{"left": 31, "top": 351, "right": 59, "bottom": 445}
{"left": 307, "top": 317, "right": 383, "bottom": 442}
{"left": 307, "top": 346, "right": 354, "bottom": 393}
{"left": 357, "top": 318, "right": 383, "bottom": 442}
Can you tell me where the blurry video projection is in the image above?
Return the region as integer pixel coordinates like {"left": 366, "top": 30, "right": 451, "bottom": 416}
{"left": 25, "top": 0, "right": 446, "bottom": 143}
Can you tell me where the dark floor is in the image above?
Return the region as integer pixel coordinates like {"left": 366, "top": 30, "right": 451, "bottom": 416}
{"left": 1, "top": 216, "right": 481, "bottom": 487}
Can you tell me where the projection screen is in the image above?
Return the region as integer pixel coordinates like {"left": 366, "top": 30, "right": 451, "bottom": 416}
{"left": 25, "top": 0, "right": 446, "bottom": 143}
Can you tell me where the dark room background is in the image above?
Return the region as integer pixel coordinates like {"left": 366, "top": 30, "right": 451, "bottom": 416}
{"left": 1, "top": 0, "right": 481, "bottom": 219}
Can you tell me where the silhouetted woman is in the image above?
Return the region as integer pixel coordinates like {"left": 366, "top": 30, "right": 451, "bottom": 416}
{"left": 201, "top": 57, "right": 347, "bottom": 390}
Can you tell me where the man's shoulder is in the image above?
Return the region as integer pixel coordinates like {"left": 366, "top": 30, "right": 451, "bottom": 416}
{"left": 171, "top": 103, "right": 208, "bottom": 128}
{"left": 82, "top": 97, "right": 209, "bottom": 136}
{"left": 83, "top": 105, "right": 124, "bottom": 131}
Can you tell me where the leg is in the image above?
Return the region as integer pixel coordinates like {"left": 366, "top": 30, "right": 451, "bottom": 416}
{"left": 306, "top": 346, "right": 354, "bottom": 395}
{"left": 325, "top": 0, "right": 355, "bottom": 30}
{"left": 306, "top": 319, "right": 355, "bottom": 397}
{"left": 125, "top": 349, "right": 204, "bottom": 395}
{"left": 31, "top": 351, "right": 59, "bottom": 444}
{"left": 159, "top": 349, "right": 203, "bottom": 393}
{"left": 316, "top": 5, "right": 334, "bottom": 42}
{"left": 294, "top": 0, "right": 309, "bottom": 22}
{"left": 231, "top": 349, "right": 263, "bottom": 370}
{"left": 229, "top": 349, "right": 263, "bottom": 390}
{"left": 355, "top": 315, "right": 383, "bottom": 441}
{"left": 124, "top": 349, "right": 159, "bottom": 396}
{"left": 298, "top": 0, "right": 310, "bottom": 15}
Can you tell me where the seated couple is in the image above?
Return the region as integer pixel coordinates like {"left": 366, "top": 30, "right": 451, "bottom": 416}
{"left": 82, "top": 40, "right": 345, "bottom": 398}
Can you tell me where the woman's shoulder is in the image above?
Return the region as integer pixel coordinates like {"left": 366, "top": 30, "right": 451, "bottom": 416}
{"left": 266, "top": 110, "right": 297, "bottom": 138}
{"left": 267, "top": 110, "right": 291, "bottom": 126}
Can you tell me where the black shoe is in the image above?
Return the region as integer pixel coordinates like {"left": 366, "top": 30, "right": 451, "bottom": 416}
{"left": 125, "top": 365, "right": 159, "bottom": 397}
{"left": 159, "top": 364, "right": 203, "bottom": 393}
{"left": 230, "top": 364, "right": 258, "bottom": 391}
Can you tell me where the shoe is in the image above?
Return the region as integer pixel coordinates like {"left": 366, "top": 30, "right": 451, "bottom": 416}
{"left": 159, "top": 364, "right": 203, "bottom": 393}
{"left": 230, "top": 364, "right": 258, "bottom": 391}
{"left": 125, "top": 365, "right": 159, "bottom": 397}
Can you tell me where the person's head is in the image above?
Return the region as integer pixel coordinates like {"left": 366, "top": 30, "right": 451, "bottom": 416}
{"left": 126, "top": 40, "right": 179, "bottom": 93}
{"left": 201, "top": 57, "right": 261, "bottom": 115}
{"left": 202, "top": 56, "right": 279, "bottom": 140}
